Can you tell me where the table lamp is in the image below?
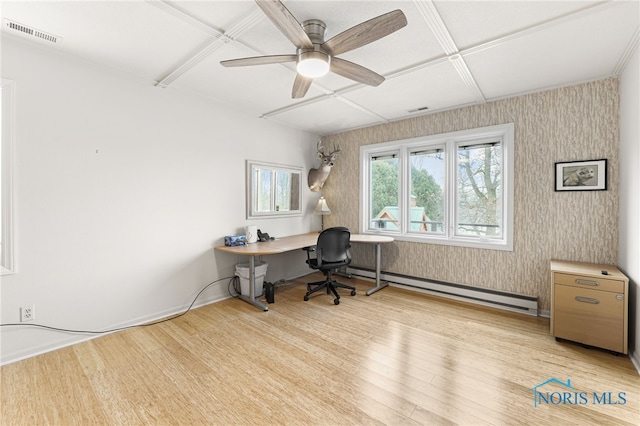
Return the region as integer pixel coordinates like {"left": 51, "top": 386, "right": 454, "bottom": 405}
{"left": 314, "top": 196, "right": 331, "bottom": 230}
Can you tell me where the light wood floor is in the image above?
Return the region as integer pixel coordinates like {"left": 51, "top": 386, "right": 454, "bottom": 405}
{"left": 2, "top": 274, "right": 639, "bottom": 425}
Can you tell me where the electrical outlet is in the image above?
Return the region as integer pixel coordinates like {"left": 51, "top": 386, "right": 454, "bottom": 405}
{"left": 20, "top": 306, "right": 35, "bottom": 322}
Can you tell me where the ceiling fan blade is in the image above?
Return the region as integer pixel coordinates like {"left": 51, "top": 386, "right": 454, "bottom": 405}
{"left": 255, "top": 0, "right": 313, "bottom": 49}
{"left": 322, "top": 10, "right": 407, "bottom": 56}
{"left": 292, "top": 74, "right": 313, "bottom": 99}
{"left": 330, "top": 57, "right": 385, "bottom": 87}
{"left": 220, "top": 55, "right": 297, "bottom": 67}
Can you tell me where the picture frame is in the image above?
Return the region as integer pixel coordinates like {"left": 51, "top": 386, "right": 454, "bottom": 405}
{"left": 555, "top": 159, "right": 607, "bottom": 191}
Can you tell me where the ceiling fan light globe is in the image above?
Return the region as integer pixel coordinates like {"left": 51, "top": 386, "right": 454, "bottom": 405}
{"left": 297, "top": 51, "right": 330, "bottom": 78}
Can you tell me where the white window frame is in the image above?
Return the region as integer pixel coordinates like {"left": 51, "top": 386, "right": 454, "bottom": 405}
{"left": 360, "top": 123, "right": 514, "bottom": 251}
{"left": 1, "top": 79, "right": 16, "bottom": 274}
{"left": 246, "top": 160, "right": 304, "bottom": 219}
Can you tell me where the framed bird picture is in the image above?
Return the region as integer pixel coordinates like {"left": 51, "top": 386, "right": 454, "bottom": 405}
{"left": 555, "top": 159, "right": 607, "bottom": 191}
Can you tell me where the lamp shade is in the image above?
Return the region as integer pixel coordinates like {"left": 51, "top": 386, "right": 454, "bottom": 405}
{"left": 314, "top": 197, "right": 331, "bottom": 215}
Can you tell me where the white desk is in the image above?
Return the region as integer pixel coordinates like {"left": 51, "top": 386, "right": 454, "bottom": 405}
{"left": 215, "top": 232, "right": 394, "bottom": 311}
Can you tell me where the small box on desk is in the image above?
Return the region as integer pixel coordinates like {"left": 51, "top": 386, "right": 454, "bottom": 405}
{"left": 224, "top": 234, "right": 246, "bottom": 246}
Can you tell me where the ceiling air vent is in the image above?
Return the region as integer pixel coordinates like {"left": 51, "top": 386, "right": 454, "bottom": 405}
{"left": 2, "top": 18, "right": 62, "bottom": 45}
{"left": 408, "top": 106, "right": 429, "bottom": 113}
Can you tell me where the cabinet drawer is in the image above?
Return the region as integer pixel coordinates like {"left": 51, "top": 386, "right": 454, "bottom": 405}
{"left": 553, "top": 284, "right": 625, "bottom": 353}
{"left": 553, "top": 272, "right": 624, "bottom": 293}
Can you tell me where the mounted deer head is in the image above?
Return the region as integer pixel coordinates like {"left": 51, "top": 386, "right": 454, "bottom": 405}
{"left": 308, "top": 141, "right": 341, "bottom": 192}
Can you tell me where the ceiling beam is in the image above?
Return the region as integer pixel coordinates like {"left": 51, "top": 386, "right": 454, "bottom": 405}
{"left": 413, "top": 0, "right": 485, "bottom": 104}
{"left": 613, "top": 26, "right": 639, "bottom": 76}
{"left": 462, "top": 1, "right": 613, "bottom": 57}
{"left": 412, "top": 0, "right": 457, "bottom": 55}
{"left": 151, "top": 2, "right": 264, "bottom": 88}
{"left": 146, "top": 0, "right": 224, "bottom": 38}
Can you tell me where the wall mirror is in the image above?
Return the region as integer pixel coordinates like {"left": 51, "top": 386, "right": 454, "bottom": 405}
{"left": 246, "top": 160, "right": 303, "bottom": 219}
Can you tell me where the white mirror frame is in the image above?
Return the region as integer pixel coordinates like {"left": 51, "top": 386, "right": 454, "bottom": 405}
{"left": 246, "top": 160, "right": 303, "bottom": 219}
{"left": 1, "top": 79, "right": 16, "bottom": 275}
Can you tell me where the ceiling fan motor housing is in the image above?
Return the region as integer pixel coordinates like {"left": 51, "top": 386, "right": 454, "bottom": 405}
{"left": 302, "top": 19, "right": 327, "bottom": 44}
{"left": 297, "top": 19, "right": 330, "bottom": 64}
{"left": 296, "top": 19, "right": 331, "bottom": 77}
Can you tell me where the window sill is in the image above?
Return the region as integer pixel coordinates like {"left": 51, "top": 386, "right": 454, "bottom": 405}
{"left": 362, "top": 231, "right": 513, "bottom": 251}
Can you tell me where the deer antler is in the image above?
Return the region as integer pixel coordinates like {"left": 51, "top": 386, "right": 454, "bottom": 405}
{"left": 329, "top": 143, "right": 341, "bottom": 156}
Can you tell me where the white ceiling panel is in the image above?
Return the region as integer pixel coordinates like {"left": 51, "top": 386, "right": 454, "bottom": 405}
{"left": 266, "top": 96, "right": 385, "bottom": 134}
{"left": 166, "top": 1, "right": 258, "bottom": 31}
{"left": 222, "top": 8, "right": 292, "bottom": 55}
{"left": 2, "top": 1, "right": 637, "bottom": 135}
{"left": 341, "top": 60, "right": 477, "bottom": 120}
{"left": 464, "top": 1, "right": 640, "bottom": 100}
{"left": 435, "top": 0, "right": 601, "bottom": 50}
{"left": 2, "top": 1, "right": 211, "bottom": 82}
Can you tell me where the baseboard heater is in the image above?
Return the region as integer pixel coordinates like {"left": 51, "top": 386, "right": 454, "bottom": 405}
{"left": 346, "top": 266, "right": 539, "bottom": 316}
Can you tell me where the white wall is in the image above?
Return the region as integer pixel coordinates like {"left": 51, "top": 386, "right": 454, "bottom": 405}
{"left": 618, "top": 42, "right": 639, "bottom": 372}
{"left": 0, "top": 37, "right": 319, "bottom": 364}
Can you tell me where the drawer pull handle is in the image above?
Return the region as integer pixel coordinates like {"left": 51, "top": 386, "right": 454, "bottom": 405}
{"left": 575, "top": 279, "right": 599, "bottom": 286}
{"left": 575, "top": 296, "right": 599, "bottom": 304}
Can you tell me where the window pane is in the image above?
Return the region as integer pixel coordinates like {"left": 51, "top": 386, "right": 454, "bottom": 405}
{"left": 456, "top": 143, "right": 502, "bottom": 237}
{"left": 274, "top": 171, "right": 290, "bottom": 211}
{"left": 410, "top": 149, "right": 445, "bottom": 234}
{"left": 289, "top": 172, "right": 300, "bottom": 211}
{"left": 255, "top": 169, "right": 272, "bottom": 212}
{"left": 370, "top": 155, "right": 399, "bottom": 230}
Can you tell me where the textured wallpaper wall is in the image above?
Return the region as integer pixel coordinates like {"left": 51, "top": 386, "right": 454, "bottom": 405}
{"left": 321, "top": 78, "right": 619, "bottom": 311}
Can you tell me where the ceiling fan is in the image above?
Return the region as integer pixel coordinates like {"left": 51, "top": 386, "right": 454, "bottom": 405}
{"left": 220, "top": 0, "right": 407, "bottom": 99}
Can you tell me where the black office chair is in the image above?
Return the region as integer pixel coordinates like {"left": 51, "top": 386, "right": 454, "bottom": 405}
{"left": 303, "top": 227, "right": 356, "bottom": 305}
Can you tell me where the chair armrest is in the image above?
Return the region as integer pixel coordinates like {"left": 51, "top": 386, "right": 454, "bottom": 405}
{"left": 302, "top": 245, "right": 316, "bottom": 262}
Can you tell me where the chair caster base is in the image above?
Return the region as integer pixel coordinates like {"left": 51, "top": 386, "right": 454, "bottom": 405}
{"left": 303, "top": 277, "right": 355, "bottom": 304}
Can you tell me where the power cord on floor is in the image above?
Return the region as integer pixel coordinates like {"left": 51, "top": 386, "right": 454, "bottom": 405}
{"left": 272, "top": 278, "right": 288, "bottom": 287}
{"left": 0, "top": 276, "right": 235, "bottom": 334}
{"left": 228, "top": 275, "right": 241, "bottom": 297}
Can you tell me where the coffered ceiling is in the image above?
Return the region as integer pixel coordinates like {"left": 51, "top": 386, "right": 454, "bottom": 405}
{"left": 2, "top": 1, "right": 638, "bottom": 135}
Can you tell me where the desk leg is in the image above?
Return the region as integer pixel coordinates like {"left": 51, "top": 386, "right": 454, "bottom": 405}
{"left": 238, "top": 255, "right": 269, "bottom": 311}
{"left": 366, "top": 242, "right": 388, "bottom": 296}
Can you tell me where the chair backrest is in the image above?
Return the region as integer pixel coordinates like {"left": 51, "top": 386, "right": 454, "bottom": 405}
{"left": 316, "top": 227, "right": 351, "bottom": 268}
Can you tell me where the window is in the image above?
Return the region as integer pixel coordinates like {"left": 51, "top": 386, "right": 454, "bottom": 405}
{"left": 360, "top": 123, "right": 514, "bottom": 250}
{"left": 1, "top": 79, "right": 16, "bottom": 274}
{"left": 246, "top": 160, "right": 303, "bottom": 219}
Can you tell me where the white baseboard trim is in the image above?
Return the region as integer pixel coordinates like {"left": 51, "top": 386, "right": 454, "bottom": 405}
{"left": 0, "top": 293, "right": 232, "bottom": 366}
{"left": 347, "top": 266, "right": 539, "bottom": 316}
{"left": 1, "top": 271, "right": 319, "bottom": 366}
